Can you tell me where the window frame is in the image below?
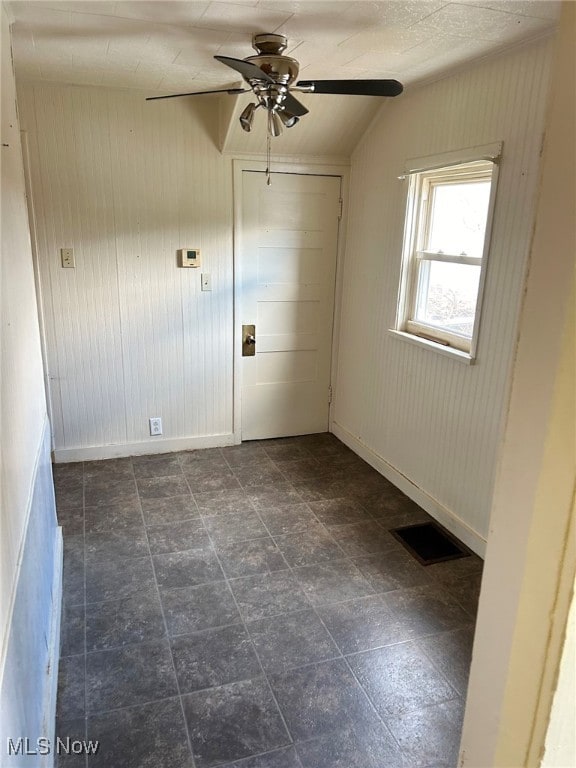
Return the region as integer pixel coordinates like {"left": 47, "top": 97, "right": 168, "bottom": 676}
{"left": 394, "top": 153, "right": 500, "bottom": 362}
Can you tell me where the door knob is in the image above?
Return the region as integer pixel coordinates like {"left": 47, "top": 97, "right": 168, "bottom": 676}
{"left": 242, "top": 324, "right": 256, "bottom": 356}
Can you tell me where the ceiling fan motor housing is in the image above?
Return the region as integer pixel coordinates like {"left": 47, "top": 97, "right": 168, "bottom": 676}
{"left": 247, "top": 33, "right": 299, "bottom": 85}
{"left": 252, "top": 33, "right": 288, "bottom": 55}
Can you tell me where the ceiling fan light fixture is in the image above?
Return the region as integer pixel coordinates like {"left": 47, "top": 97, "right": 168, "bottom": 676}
{"left": 239, "top": 102, "right": 258, "bottom": 132}
{"left": 279, "top": 110, "right": 299, "bottom": 128}
{"left": 268, "top": 110, "right": 283, "bottom": 137}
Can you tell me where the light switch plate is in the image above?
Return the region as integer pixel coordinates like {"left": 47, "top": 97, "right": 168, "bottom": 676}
{"left": 201, "top": 273, "right": 211, "bottom": 291}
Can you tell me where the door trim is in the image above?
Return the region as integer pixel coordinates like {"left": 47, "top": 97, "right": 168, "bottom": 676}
{"left": 232, "top": 159, "right": 350, "bottom": 443}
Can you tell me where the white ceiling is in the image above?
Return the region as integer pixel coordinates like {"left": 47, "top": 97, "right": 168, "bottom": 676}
{"left": 8, "top": 0, "right": 560, "bottom": 93}
{"left": 7, "top": 0, "right": 560, "bottom": 157}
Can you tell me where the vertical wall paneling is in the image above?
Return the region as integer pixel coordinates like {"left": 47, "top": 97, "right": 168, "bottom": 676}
{"left": 333, "top": 39, "right": 554, "bottom": 548}
{"left": 19, "top": 85, "right": 239, "bottom": 459}
{"left": 1, "top": 9, "right": 60, "bottom": 761}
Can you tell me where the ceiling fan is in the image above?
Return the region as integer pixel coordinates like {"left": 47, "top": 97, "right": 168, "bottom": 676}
{"left": 146, "top": 33, "right": 403, "bottom": 138}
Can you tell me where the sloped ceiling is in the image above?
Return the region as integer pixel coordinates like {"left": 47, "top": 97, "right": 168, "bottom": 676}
{"left": 7, "top": 0, "right": 560, "bottom": 156}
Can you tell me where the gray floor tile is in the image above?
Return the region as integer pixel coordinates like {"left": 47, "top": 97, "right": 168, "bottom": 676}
{"left": 346, "top": 641, "right": 457, "bottom": 718}
{"left": 383, "top": 583, "right": 472, "bottom": 637}
{"left": 63, "top": 538, "right": 85, "bottom": 607}
{"left": 53, "top": 462, "right": 84, "bottom": 482}
{"left": 182, "top": 459, "right": 232, "bottom": 478}
{"left": 295, "top": 434, "right": 348, "bottom": 455}
{"left": 317, "top": 594, "right": 413, "bottom": 655}
{"left": 387, "top": 698, "right": 465, "bottom": 767}
{"left": 153, "top": 547, "right": 224, "bottom": 589}
{"left": 353, "top": 549, "right": 432, "bottom": 593}
{"left": 171, "top": 624, "right": 261, "bottom": 693}
{"left": 296, "top": 721, "right": 405, "bottom": 768}
{"left": 146, "top": 518, "right": 210, "bottom": 554}
{"left": 221, "top": 443, "right": 269, "bottom": 467}
{"left": 277, "top": 458, "right": 331, "bottom": 483}
{"left": 195, "top": 489, "right": 254, "bottom": 516}
{"left": 233, "top": 461, "right": 286, "bottom": 488}
{"left": 268, "top": 658, "right": 379, "bottom": 743}
{"left": 247, "top": 610, "right": 339, "bottom": 673}
{"left": 204, "top": 510, "right": 270, "bottom": 546}
{"left": 83, "top": 458, "right": 133, "bottom": 479}
{"left": 258, "top": 503, "right": 320, "bottom": 535}
{"left": 132, "top": 454, "right": 183, "bottom": 478}
{"left": 180, "top": 454, "right": 229, "bottom": 473}
{"left": 55, "top": 484, "right": 84, "bottom": 510}
{"left": 179, "top": 447, "right": 225, "bottom": 466}
{"left": 141, "top": 495, "right": 200, "bottom": 525}
{"left": 442, "top": 572, "right": 483, "bottom": 618}
{"left": 85, "top": 529, "right": 149, "bottom": 562}
{"left": 229, "top": 571, "right": 310, "bottom": 622}
{"left": 246, "top": 483, "right": 303, "bottom": 511}
{"left": 292, "top": 561, "right": 375, "bottom": 606}
{"left": 57, "top": 507, "right": 84, "bottom": 536}
{"left": 417, "top": 626, "right": 476, "bottom": 695}
{"left": 264, "top": 443, "right": 314, "bottom": 462}
{"left": 291, "top": 476, "right": 353, "bottom": 503}
{"left": 84, "top": 499, "right": 143, "bottom": 533}
{"left": 86, "top": 638, "right": 178, "bottom": 713}
{"left": 215, "top": 538, "right": 288, "bottom": 578}
{"left": 217, "top": 746, "right": 301, "bottom": 768}
{"left": 185, "top": 466, "right": 242, "bottom": 494}
{"left": 87, "top": 698, "right": 193, "bottom": 768}
{"left": 60, "top": 604, "right": 85, "bottom": 657}
{"left": 85, "top": 555, "right": 155, "bottom": 604}
{"left": 55, "top": 718, "right": 87, "bottom": 768}
{"left": 182, "top": 677, "right": 290, "bottom": 768}
{"left": 57, "top": 654, "right": 85, "bottom": 720}
{"left": 84, "top": 477, "right": 138, "bottom": 508}
{"left": 364, "top": 493, "right": 431, "bottom": 525}
{"left": 308, "top": 498, "right": 373, "bottom": 527}
{"left": 137, "top": 475, "right": 191, "bottom": 500}
{"left": 161, "top": 581, "right": 241, "bottom": 635}
{"left": 427, "top": 555, "right": 483, "bottom": 585}
{"left": 85, "top": 588, "right": 166, "bottom": 651}
{"left": 59, "top": 441, "right": 476, "bottom": 768}
{"left": 273, "top": 527, "right": 345, "bottom": 567}
{"left": 329, "top": 521, "right": 399, "bottom": 557}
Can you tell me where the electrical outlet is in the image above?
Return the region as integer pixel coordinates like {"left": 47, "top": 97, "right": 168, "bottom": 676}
{"left": 61, "top": 248, "right": 75, "bottom": 268}
{"left": 149, "top": 417, "right": 162, "bottom": 436}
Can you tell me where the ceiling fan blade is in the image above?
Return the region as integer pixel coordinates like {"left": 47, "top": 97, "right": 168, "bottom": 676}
{"left": 146, "top": 87, "right": 247, "bottom": 101}
{"left": 283, "top": 92, "right": 309, "bottom": 116}
{"left": 214, "top": 55, "right": 275, "bottom": 83}
{"left": 296, "top": 79, "right": 403, "bottom": 97}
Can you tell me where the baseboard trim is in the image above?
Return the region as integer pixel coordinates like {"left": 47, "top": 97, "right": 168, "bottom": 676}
{"left": 53, "top": 433, "right": 237, "bottom": 463}
{"left": 41, "top": 526, "right": 62, "bottom": 768}
{"left": 331, "top": 421, "right": 486, "bottom": 558}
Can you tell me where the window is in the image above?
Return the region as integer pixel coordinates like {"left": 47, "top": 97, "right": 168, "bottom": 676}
{"left": 395, "top": 149, "right": 499, "bottom": 360}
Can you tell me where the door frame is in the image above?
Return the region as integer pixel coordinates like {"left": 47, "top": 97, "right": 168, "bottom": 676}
{"left": 232, "top": 158, "right": 351, "bottom": 444}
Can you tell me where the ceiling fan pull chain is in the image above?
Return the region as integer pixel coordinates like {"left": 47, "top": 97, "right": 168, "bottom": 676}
{"left": 266, "top": 130, "right": 272, "bottom": 186}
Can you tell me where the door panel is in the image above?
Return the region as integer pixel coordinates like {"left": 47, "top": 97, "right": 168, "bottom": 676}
{"left": 240, "top": 171, "right": 341, "bottom": 440}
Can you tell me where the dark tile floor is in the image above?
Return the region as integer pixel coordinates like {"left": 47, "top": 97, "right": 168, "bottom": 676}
{"left": 55, "top": 433, "right": 483, "bottom": 768}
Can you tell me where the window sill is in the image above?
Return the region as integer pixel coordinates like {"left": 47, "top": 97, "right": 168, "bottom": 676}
{"left": 388, "top": 329, "right": 475, "bottom": 364}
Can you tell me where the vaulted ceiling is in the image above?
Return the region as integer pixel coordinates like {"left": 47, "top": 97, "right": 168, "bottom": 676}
{"left": 7, "top": 1, "right": 560, "bottom": 155}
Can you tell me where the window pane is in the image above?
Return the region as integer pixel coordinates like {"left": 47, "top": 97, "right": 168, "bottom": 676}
{"left": 415, "top": 261, "right": 481, "bottom": 337}
{"left": 427, "top": 180, "right": 491, "bottom": 257}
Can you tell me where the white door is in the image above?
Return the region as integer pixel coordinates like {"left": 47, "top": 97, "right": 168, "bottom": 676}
{"left": 239, "top": 171, "right": 341, "bottom": 440}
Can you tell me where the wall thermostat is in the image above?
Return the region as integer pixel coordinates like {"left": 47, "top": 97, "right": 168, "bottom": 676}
{"left": 178, "top": 248, "right": 201, "bottom": 268}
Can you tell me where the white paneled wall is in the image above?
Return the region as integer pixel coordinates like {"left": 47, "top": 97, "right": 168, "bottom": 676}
{"left": 18, "top": 85, "right": 236, "bottom": 459}
{"left": 333, "top": 39, "right": 554, "bottom": 550}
